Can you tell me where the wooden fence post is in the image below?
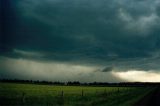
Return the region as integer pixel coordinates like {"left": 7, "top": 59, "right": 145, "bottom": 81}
{"left": 95, "top": 89, "right": 98, "bottom": 96}
{"left": 104, "top": 89, "right": 106, "bottom": 94}
{"left": 82, "top": 90, "right": 84, "bottom": 97}
{"left": 118, "top": 88, "right": 120, "bottom": 93}
{"left": 22, "top": 92, "right": 26, "bottom": 104}
{"left": 61, "top": 90, "right": 64, "bottom": 97}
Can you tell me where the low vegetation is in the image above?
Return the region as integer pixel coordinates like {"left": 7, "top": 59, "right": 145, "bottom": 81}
{"left": 0, "top": 82, "right": 153, "bottom": 106}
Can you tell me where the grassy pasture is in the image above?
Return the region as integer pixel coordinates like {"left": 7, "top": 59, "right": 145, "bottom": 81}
{"left": 0, "top": 83, "right": 153, "bottom": 106}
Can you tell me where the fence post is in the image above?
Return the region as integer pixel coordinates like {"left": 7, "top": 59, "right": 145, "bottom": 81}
{"left": 58, "top": 90, "right": 64, "bottom": 105}
{"left": 61, "top": 90, "right": 64, "bottom": 97}
{"left": 22, "top": 92, "right": 26, "bottom": 104}
{"left": 82, "top": 90, "right": 84, "bottom": 97}
{"left": 95, "top": 89, "right": 98, "bottom": 96}
{"left": 118, "top": 88, "right": 120, "bottom": 93}
{"left": 104, "top": 89, "right": 106, "bottom": 94}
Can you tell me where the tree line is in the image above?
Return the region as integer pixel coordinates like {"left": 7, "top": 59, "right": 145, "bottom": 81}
{"left": 0, "top": 79, "right": 160, "bottom": 87}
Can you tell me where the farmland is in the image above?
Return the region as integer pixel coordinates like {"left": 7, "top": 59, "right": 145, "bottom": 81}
{"left": 0, "top": 82, "right": 153, "bottom": 106}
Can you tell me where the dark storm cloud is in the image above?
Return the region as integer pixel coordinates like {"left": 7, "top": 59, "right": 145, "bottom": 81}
{"left": 101, "top": 66, "right": 113, "bottom": 72}
{"left": 1, "top": 0, "right": 160, "bottom": 73}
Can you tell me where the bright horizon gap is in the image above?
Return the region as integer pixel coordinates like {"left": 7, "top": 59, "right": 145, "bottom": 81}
{"left": 113, "top": 70, "right": 160, "bottom": 82}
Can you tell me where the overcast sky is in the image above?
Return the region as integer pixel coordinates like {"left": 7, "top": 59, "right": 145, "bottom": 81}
{"left": 1, "top": 0, "right": 160, "bottom": 82}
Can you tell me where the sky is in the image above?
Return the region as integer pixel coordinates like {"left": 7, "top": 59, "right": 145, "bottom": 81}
{"left": 1, "top": 0, "right": 160, "bottom": 82}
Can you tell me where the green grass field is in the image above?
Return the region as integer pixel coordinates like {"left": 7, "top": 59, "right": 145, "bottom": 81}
{"left": 0, "top": 83, "right": 153, "bottom": 106}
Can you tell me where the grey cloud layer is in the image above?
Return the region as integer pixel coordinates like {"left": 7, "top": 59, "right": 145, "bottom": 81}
{"left": 0, "top": 56, "right": 123, "bottom": 82}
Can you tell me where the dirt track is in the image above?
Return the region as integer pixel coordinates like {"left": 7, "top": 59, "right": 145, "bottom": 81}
{"left": 134, "top": 87, "right": 160, "bottom": 106}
